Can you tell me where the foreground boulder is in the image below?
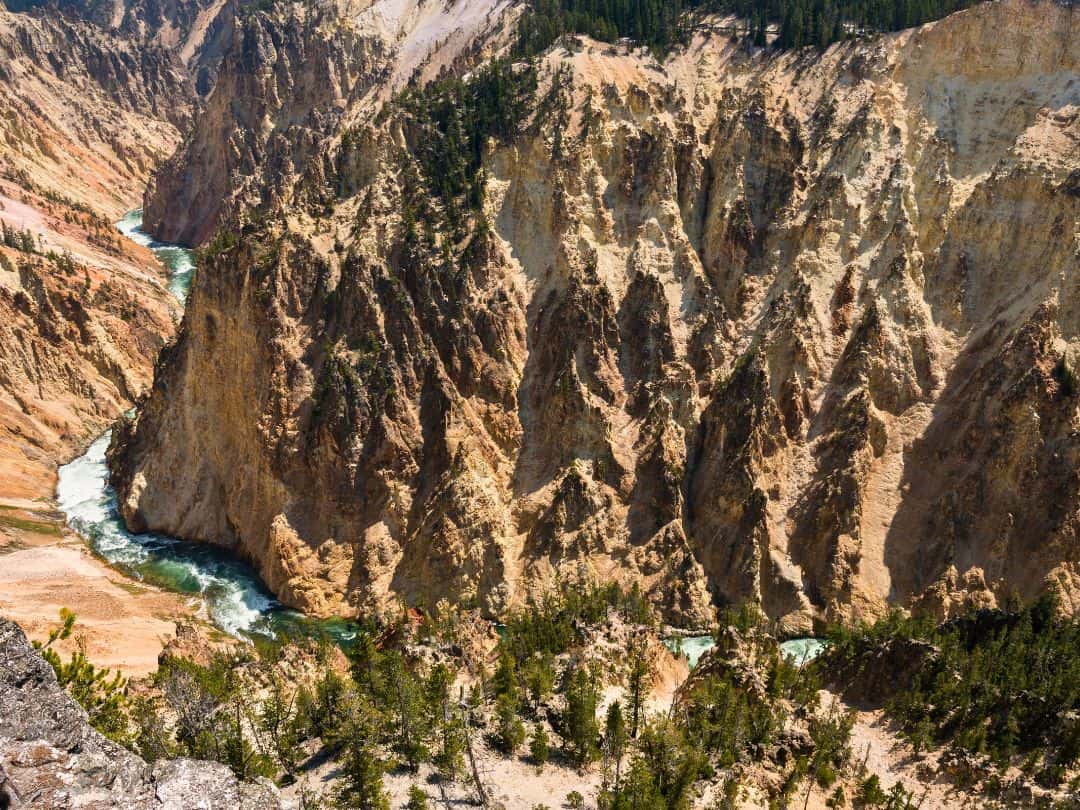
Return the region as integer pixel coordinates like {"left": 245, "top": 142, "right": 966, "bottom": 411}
{"left": 0, "top": 618, "right": 280, "bottom": 809}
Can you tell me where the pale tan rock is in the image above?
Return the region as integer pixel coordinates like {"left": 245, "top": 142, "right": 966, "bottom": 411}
{"left": 114, "top": 0, "right": 1080, "bottom": 629}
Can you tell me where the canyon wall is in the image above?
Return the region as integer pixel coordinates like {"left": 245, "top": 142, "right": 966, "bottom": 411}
{"left": 0, "top": 7, "right": 188, "bottom": 499}
{"left": 4, "top": 0, "right": 234, "bottom": 93}
{"left": 0, "top": 6, "right": 192, "bottom": 665}
{"left": 114, "top": 0, "right": 1080, "bottom": 629}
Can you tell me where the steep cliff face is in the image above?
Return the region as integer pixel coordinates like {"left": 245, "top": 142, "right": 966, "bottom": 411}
{"left": 111, "top": 0, "right": 235, "bottom": 93}
{"left": 5, "top": 0, "right": 235, "bottom": 93}
{"left": 142, "top": 0, "right": 516, "bottom": 245}
{"left": 0, "top": 617, "right": 281, "bottom": 808}
{"left": 0, "top": 8, "right": 191, "bottom": 199}
{"left": 114, "top": 0, "right": 1080, "bottom": 628}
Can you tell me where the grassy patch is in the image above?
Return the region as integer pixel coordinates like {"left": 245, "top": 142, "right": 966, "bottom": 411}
{"left": 109, "top": 579, "right": 151, "bottom": 596}
{"left": 0, "top": 512, "right": 63, "bottom": 536}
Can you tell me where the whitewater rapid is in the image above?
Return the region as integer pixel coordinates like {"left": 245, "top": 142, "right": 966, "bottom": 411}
{"left": 116, "top": 210, "right": 195, "bottom": 304}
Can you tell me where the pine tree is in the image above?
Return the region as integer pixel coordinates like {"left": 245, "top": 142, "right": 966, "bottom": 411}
{"left": 626, "top": 636, "right": 649, "bottom": 738}
{"left": 496, "top": 693, "right": 527, "bottom": 754}
{"left": 562, "top": 663, "right": 601, "bottom": 767}
{"left": 604, "top": 700, "right": 628, "bottom": 790}
{"left": 530, "top": 723, "right": 551, "bottom": 769}
{"left": 406, "top": 785, "right": 429, "bottom": 810}
{"left": 34, "top": 609, "right": 130, "bottom": 744}
{"left": 380, "top": 651, "right": 430, "bottom": 771}
{"left": 524, "top": 654, "right": 556, "bottom": 710}
{"left": 338, "top": 716, "right": 390, "bottom": 810}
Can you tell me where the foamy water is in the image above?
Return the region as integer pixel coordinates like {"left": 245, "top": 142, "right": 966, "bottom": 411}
{"left": 116, "top": 210, "right": 195, "bottom": 304}
{"left": 57, "top": 413, "right": 279, "bottom": 636}
{"left": 663, "top": 634, "right": 827, "bottom": 668}
{"left": 54, "top": 212, "right": 296, "bottom": 638}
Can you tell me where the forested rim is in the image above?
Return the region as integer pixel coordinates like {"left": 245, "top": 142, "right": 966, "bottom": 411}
{"left": 32, "top": 585, "right": 880, "bottom": 808}
{"left": 36, "top": 583, "right": 1080, "bottom": 807}
{"left": 514, "top": 0, "right": 999, "bottom": 56}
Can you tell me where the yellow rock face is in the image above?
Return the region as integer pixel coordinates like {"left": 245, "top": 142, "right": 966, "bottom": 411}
{"left": 113, "top": 0, "right": 1080, "bottom": 627}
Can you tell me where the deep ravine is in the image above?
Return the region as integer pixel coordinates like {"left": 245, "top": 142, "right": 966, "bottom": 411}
{"left": 56, "top": 213, "right": 355, "bottom": 642}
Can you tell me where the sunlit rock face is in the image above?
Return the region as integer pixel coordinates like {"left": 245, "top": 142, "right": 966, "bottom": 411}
{"left": 114, "top": 0, "right": 1080, "bottom": 629}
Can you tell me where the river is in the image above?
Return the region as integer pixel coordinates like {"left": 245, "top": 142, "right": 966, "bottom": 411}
{"left": 116, "top": 210, "right": 195, "bottom": 304}
{"left": 56, "top": 212, "right": 355, "bottom": 643}
{"left": 663, "top": 635, "right": 827, "bottom": 668}
{"left": 61, "top": 214, "right": 821, "bottom": 653}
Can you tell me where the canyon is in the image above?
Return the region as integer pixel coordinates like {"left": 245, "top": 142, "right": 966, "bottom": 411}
{"left": 0, "top": 3, "right": 198, "bottom": 674}
{"left": 0, "top": 6, "right": 291, "bottom": 804}
{"left": 109, "top": 0, "right": 1080, "bottom": 634}
{"left": 0, "top": 0, "right": 1077, "bottom": 806}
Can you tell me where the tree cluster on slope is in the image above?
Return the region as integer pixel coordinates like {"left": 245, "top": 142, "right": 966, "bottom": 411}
{"left": 392, "top": 57, "right": 537, "bottom": 237}
{"left": 823, "top": 593, "right": 1080, "bottom": 794}
{"left": 515, "top": 0, "right": 983, "bottom": 55}
{"left": 35, "top": 588, "right": 865, "bottom": 809}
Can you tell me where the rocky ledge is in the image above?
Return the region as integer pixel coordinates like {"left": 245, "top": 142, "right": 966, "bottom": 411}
{"left": 0, "top": 618, "right": 280, "bottom": 809}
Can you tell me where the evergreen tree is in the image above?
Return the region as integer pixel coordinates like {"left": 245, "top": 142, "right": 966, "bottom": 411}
{"left": 530, "top": 723, "right": 551, "bottom": 769}
{"left": 406, "top": 785, "right": 429, "bottom": 810}
{"left": 35, "top": 610, "right": 130, "bottom": 744}
{"left": 338, "top": 711, "right": 390, "bottom": 810}
{"left": 603, "top": 700, "right": 628, "bottom": 790}
{"left": 496, "top": 693, "right": 527, "bottom": 753}
{"left": 380, "top": 651, "right": 430, "bottom": 771}
{"left": 257, "top": 666, "right": 303, "bottom": 779}
{"left": 626, "top": 636, "right": 649, "bottom": 738}
{"left": 514, "top": 0, "right": 983, "bottom": 57}
{"left": 562, "top": 663, "right": 602, "bottom": 766}
{"left": 491, "top": 647, "right": 519, "bottom": 702}
{"left": 524, "top": 654, "right": 557, "bottom": 710}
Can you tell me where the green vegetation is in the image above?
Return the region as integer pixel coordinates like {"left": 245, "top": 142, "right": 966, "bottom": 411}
{"left": 33, "top": 610, "right": 131, "bottom": 744}
{"left": 1, "top": 221, "right": 39, "bottom": 254}
{"left": 0, "top": 511, "right": 63, "bottom": 536}
{"left": 498, "top": 581, "right": 653, "bottom": 665}
{"left": 515, "top": 0, "right": 984, "bottom": 56}
{"left": 393, "top": 57, "right": 537, "bottom": 236}
{"left": 145, "top": 652, "right": 278, "bottom": 779}
{"left": 35, "top": 590, "right": 862, "bottom": 807}
{"left": 722, "top": 0, "right": 981, "bottom": 50}
{"left": 592, "top": 607, "right": 832, "bottom": 810}
{"left": 197, "top": 228, "right": 239, "bottom": 262}
{"left": 406, "top": 784, "right": 430, "bottom": 810}
{"left": 562, "top": 662, "right": 603, "bottom": 766}
{"left": 854, "top": 774, "right": 916, "bottom": 808}
{"left": 824, "top": 595, "right": 1080, "bottom": 786}
{"left": 516, "top": 0, "right": 696, "bottom": 56}
{"left": 311, "top": 335, "right": 396, "bottom": 441}
{"left": 530, "top": 722, "right": 551, "bottom": 767}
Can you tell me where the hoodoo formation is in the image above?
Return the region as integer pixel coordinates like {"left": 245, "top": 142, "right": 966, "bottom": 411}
{"left": 113, "top": 0, "right": 1080, "bottom": 632}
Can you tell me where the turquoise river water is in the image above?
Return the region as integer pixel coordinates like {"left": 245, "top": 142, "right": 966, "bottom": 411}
{"left": 663, "top": 635, "right": 827, "bottom": 668}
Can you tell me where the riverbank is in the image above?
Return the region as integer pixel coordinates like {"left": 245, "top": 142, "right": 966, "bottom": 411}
{"left": 0, "top": 518, "right": 191, "bottom": 676}
{"left": 0, "top": 209, "right": 195, "bottom": 677}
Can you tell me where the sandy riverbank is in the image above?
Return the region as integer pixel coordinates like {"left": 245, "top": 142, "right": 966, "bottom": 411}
{"left": 0, "top": 503, "right": 192, "bottom": 676}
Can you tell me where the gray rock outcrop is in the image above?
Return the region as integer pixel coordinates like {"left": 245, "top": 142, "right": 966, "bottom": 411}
{"left": 0, "top": 618, "right": 281, "bottom": 809}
